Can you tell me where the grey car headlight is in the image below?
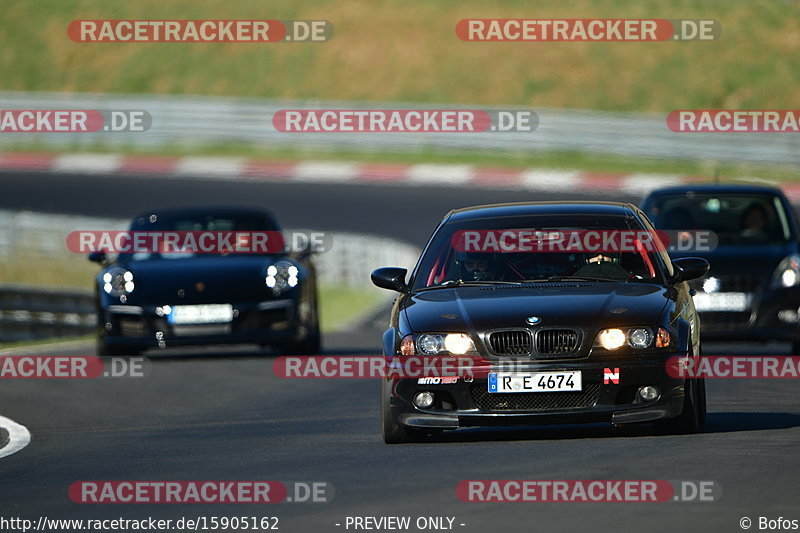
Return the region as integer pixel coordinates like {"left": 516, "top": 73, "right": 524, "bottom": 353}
{"left": 773, "top": 255, "right": 800, "bottom": 288}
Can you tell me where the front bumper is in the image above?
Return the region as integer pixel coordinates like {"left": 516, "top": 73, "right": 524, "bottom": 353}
{"left": 98, "top": 298, "right": 310, "bottom": 350}
{"left": 386, "top": 354, "right": 687, "bottom": 430}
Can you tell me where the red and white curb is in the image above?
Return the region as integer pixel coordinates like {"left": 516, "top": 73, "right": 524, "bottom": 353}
{"left": 1, "top": 152, "right": 796, "bottom": 199}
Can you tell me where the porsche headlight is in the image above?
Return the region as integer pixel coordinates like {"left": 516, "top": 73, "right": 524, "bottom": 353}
{"left": 594, "top": 327, "right": 671, "bottom": 350}
{"left": 265, "top": 261, "right": 300, "bottom": 294}
{"left": 404, "top": 333, "right": 477, "bottom": 355}
{"left": 773, "top": 255, "right": 800, "bottom": 288}
{"left": 102, "top": 268, "right": 134, "bottom": 297}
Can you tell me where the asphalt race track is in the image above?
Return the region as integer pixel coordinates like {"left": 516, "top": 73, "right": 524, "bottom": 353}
{"left": 0, "top": 171, "right": 640, "bottom": 246}
{"left": 0, "top": 171, "right": 798, "bottom": 532}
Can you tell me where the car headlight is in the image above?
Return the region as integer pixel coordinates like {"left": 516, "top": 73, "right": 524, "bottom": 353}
{"left": 594, "top": 327, "right": 671, "bottom": 350}
{"left": 773, "top": 255, "right": 800, "bottom": 288}
{"left": 401, "top": 333, "right": 477, "bottom": 355}
{"left": 265, "top": 260, "right": 300, "bottom": 294}
{"left": 102, "top": 268, "right": 134, "bottom": 297}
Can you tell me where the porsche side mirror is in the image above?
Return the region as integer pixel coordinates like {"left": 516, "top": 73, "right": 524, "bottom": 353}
{"left": 88, "top": 252, "right": 107, "bottom": 264}
{"left": 371, "top": 267, "right": 408, "bottom": 292}
{"left": 672, "top": 257, "right": 710, "bottom": 282}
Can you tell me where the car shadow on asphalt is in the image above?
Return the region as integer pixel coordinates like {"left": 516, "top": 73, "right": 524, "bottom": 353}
{"left": 423, "top": 412, "right": 800, "bottom": 443}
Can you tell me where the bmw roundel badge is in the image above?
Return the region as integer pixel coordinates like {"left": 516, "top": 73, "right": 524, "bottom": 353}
{"left": 526, "top": 316, "right": 541, "bottom": 325}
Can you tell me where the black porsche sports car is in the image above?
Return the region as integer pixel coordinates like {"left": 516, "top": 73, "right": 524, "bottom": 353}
{"left": 641, "top": 184, "right": 800, "bottom": 351}
{"left": 372, "top": 201, "right": 709, "bottom": 443}
{"left": 90, "top": 207, "right": 320, "bottom": 356}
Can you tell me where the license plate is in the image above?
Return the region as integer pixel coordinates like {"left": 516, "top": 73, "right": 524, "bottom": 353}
{"left": 693, "top": 292, "right": 749, "bottom": 312}
{"left": 167, "top": 304, "right": 234, "bottom": 325}
{"left": 488, "top": 371, "right": 582, "bottom": 393}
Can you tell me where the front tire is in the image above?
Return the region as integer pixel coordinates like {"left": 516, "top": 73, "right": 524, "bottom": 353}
{"left": 655, "top": 378, "right": 701, "bottom": 434}
{"left": 381, "top": 381, "right": 426, "bottom": 444}
{"left": 696, "top": 377, "right": 707, "bottom": 427}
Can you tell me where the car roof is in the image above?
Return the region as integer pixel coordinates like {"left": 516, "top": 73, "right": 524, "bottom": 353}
{"left": 130, "top": 206, "right": 276, "bottom": 221}
{"left": 446, "top": 201, "right": 637, "bottom": 222}
{"left": 644, "top": 183, "right": 786, "bottom": 197}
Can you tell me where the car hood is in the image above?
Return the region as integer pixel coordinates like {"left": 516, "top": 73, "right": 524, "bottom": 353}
{"left": 403, "top": 282, "right": 670, "bottom": 332}
{"left": 114, "top": 256, "right": 279, "bottom": 304}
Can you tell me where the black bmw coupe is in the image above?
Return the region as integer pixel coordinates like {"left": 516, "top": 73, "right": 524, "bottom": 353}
{"left": 372, "top": 201, "right": 709, "bottom": 443}
{"left": 90, "top": 207, "right": 320, "bottom": 356}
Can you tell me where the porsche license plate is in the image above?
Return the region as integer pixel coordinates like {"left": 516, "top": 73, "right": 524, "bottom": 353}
{"left": 168, "top": 304, "right": 234, "bottom": 325}
{"left": 488, "top": 371, "right": 582, "bottom": 393}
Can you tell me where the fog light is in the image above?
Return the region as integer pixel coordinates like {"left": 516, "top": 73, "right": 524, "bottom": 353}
{"left": 638, "top": 386, "right": 660, "bottom": 402}
{"left": 413, "top": 391, "right": 435, "bottom": 409}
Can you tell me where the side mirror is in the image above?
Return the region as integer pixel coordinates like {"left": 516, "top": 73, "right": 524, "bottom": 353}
{"left": 371, "top": 267, "right": 408, "bottom": 292}
{"left": 88, "top": 252, "right": 107, "bottom": 264}
{"left": 672, "top": 257, "right": 710, "bottom": 282}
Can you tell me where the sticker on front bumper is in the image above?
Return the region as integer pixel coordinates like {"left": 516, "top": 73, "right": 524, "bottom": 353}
{"left": 604, "top": 367, "right": 620, "bottom": 384}
{"left": 488, "top": 371, "right": 582, "bottom": 393}
{"left": 417, "top": 377, "right": 458, "bottom": 385}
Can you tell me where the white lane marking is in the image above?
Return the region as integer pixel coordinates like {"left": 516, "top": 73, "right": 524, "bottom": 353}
{"left": 621, "top": 173, "right": 683, "bottom": 194}
{"left": 52, "top": 153, "right": 123, "bottom": 174}
{"left": 174, "top": 156, "right": 246, "bottom": 178}
{"left": 407, "top": 164, "right": 473, "bottom": 185}
{"left": 521, "top": 169, "right": 582, "bottom": 191}
{"left": 293, "top": 161, "right": 360, "bottom": 182}
{"left": 0, "top": 415, "right": 31, "bottom": 459}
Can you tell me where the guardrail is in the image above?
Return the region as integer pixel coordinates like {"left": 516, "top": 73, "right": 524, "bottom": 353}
{"left": 0, "top": 91, "right": 798, "bottom": 165}
{"left": 0, "top": 284, "right": 96, "bottom": 343}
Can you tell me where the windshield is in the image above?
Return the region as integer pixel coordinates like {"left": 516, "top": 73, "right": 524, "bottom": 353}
{"left": 124, "top": 212, "right": 281, "bottom": 261}
{"left": 645, "top": 193, "right": 792, "bottom": 245}
{"left": 411, "top": 214, "right": 666, "bottom": 290}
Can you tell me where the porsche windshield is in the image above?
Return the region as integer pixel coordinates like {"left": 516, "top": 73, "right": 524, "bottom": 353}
{"left": 123, "top": 213, "right": 281, "bottom": 260}
{"left": 412, "top": 214, "right": 667, "bottom": 290}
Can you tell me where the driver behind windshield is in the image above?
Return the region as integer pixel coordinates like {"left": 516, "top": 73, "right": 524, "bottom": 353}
{"left": 453, "top": 251, "right": 502, "bottom": 281}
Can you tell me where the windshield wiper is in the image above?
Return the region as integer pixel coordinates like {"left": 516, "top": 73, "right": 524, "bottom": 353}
{"left": 541, "top": 275, "right": 626, "bottom": 283}
{"left": 418, "top": 280, "right": 524, "bottom": 291}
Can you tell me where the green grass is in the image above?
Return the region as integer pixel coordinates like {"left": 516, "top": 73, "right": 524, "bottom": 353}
{"left": 317, "top": 287, "right": 385, "bottom": 332}
{"left": 0, "top": 0, "right": 798, "bottom": 112}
